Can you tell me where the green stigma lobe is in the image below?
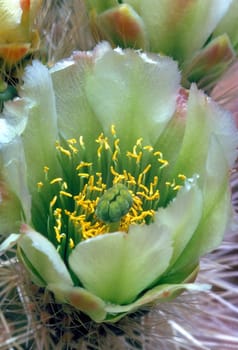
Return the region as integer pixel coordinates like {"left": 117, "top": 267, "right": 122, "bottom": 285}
{"left": 96, "top": 184, "right": 133, "bottom": 223}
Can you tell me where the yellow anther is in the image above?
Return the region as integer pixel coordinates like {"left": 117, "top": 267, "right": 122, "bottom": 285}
{"left": 44, "top": 166, "right": 49, "bottom": 173}
{"left": 154, "top": 151, "right": 162, "bottom": 157}
{"left": 93, "top": 186, "right": 105, "bottom": 192}
{"left": 60, "top": 191, "right": 73, "bottom": 198}
{"left": 111, "top": 166, "right": 120, "bottom": 177}
{"left": 127, "top": 151, "right": 137, "bottom": 159}
{"left": 67, "top": 138, "right": 77, "bottom": 144}
{"left": 178, "top": 174, "right": 186, "bottom": 181}
{"left": 152, "top": 176, "right": 159, "bottom": 187}
{"left": 69, "top": 238, "right": 75, "bottom": 249}
{"left": 144, "top": 145, "right": 154, "bottom": 152}
{"left": 97, "top": 145, "right": 102, "bottom": 158}
{"left": 54, "top": 226, "right": 62, "bottom": 243}
{"left": 76, "top": 162, "right": 92, "bottom": 170}
{"left": 150, "top": 181, "right": 159, "bottom": 197}
{"left": 112, "top": 149, "right": 118, "bottom": 162}
{"left": 138, "top": 184, "right": 149, "bottom": 193}
{"left": 173, "top": 185, "right": 181, "bottom": 191}
{"left": 57, "top": 145, "right": 71, "bottom": 157}
{"left": 127, "top": 172, "right": 136, "bottom": 185}
{"left": 142, "top": 164, "right": 152, "bottom": 174}
{"left": 88, "top": 175, "right": 95, "bottom": 187}
{"left": 113, "top": 174, "right": 126, "bottom": 184}
{"left": 138, "top": 173, "right": 144, "bottom": 186}
{"left": 122, "top": 170, "right": 128, "bottom": 180}
{"left": 114, "top": 138, "right": 120, "bottom": 148}
{"left": 37, "top": 181, "right": 44, "bottom": 189}
{"left": 50, "top": 195, "right": 57, "bottom": 208}
{"left": 78, "top": 173, "right": 90, "bottom": 178}
{"left": 159, "top": 158, "right": 169, "bottom": 168}
{"left": 79, "top": 136, "right": 84, "bottom": 147}
{"left": 96, "top": 133, "right": 110, "bottom": 152}
{"left": 62, "top": 182, "right": 68, "bottom": 190}
{"left": 68, "top": 144, "right": 78, "bottom": 153}
{"left": 136, "top": 138, "right": 143, "bottom": 146}
{"left": 50, "top": 178, "right": 63, "bottom": 185}
{"left": 111, "top": 124, "right": 116, "bottom": 135}
{"left": 130, "top": 210, "right": 154, "bottom": 223}
{"left": 136, "top": 151, "right": 142, "bottom": 164}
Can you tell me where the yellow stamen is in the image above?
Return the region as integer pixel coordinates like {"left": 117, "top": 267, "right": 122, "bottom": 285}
{"left": 78, "top": 173, "right": 90, "bottom": 178}
{"left": 56, "top": 142, "right": 71, "bottom": 157}
{"left": 67, "top": 138, "right": 77, "bottom": 144}
{"left": 111, "top": 124, "right": 116, "bottom": 136}
{"left": 60, "top": 191, "right": 73, "bottom": 198}
{"left": 158, "top": 158, "right": 169, "bottom": 168}
{"left": 37, "top": 181, "right": 44, "bottom": 189}
{"left": 79, "top": 136, "right": 84, "bottom": 147}
{"left": 50, "top": 195, "right": 57, "bottom": 208}
{"left": 39, "top": 127, "right": 186, "bottom": 252}
{"left": 178, "top": 174, "right": 187, "bottom": 181}
{"left": 50, "top": 178, "right": 63, "bottom": 184}
{"left": 76, "top": 162, "right": 92, "bottom": 170}
{"left": 69, "top": 238, "right": 75, "bottom": 249}
{"left": 144, "top": 145, "right": 154, "bottom": 152}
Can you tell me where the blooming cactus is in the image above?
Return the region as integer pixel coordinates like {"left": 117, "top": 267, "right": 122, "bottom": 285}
{"left": 0, "top": 0, "right": 41, "bottom": 64}
{"left": 85, "top": 0, "right": 238, "bottom": 90}
{"left": 0, "top": 43, "right": 237, "bottom": 322}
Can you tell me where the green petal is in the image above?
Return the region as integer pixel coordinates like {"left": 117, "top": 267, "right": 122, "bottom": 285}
{"left": 18, "top": 225, "right": 73, "bottom": 287}
{"left": 125, "top": 0, "right": 233, "bottom": 61}
{"left": 0, "top": 138, "right": 31, "bottom": 224}
{"left": 85, "top": 44, "right": 180, "bottom": 149}
{"left": 104, "top": 266, "right": 210, "bottom": 322}
{"left": 0, "top": 98, "right": 28, "bottom": 145}
{"left": 50, "top": 49, "right": 103, "bottom": 153}
{"left": 167, "top": 136, "right": 234, "bottom": 279}
{"left": 50, "top": 43, "right": 180, "bottom": 152}
{"left": 47, "top": 284, "right": 107, "bottom": 323}
{"left": 172, "top": 85, "right": 238, "bottom": 180}
{"left": 159, "top": 88, "right": 237, "bottom": 280}
{"left": 158, "top": 176, "right": 203, "bottom": 267}
{"left": 108, "top": 266, "right": 201, "bottom": 318}
{"left": 18, "top": 60, "right": 60, "bottom": 192}
{"left": 153, "top": 88, "right": 188, "bottom": 188}
{"left": 69, "top": 225, "right": 173, "bottom": 305}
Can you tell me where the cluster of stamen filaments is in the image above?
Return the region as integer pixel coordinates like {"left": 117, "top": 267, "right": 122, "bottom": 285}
{"left": 37, "top": 126, "right": 185, "bottom": 258}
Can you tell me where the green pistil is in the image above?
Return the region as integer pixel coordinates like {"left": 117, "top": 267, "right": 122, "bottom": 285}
{"left": 96, "top": 184, "right": 133, "bottom": 230}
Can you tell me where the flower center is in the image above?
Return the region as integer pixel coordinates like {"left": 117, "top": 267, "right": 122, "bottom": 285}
{"left": 36, "top": 126, "right": 185, "bottom": 259}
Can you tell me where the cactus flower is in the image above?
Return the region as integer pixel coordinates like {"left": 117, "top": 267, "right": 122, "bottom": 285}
{"left": 0, "top": 43, "right": 237, "bottom": 322}
{"left": 85, "top": 0, "right": 238, "bottom": 90}
{"left": 0, "top": 0, "right": 41, "bottom": 64}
